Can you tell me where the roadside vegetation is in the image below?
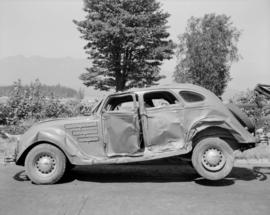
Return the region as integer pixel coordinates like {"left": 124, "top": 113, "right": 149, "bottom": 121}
{"left": 230, "top": 90, "right": 270, "bottom": 132}
{"left": 0, "top": 79, "right": 95, "bottom": 135}
{"left": 0, "top": 82, "right": 79, "bottom": 98}
{"left": 230, "top": 90, "right": 270, "bottom": 161}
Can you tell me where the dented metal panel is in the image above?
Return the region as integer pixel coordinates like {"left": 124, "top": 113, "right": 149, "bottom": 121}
{"left": 182, "top": 102, "right": 256, "bottom": 145}
{"left": 144, "top": 106, "right": 186, "bottom": 153}
{"left": 102, "top": 112, "right": 141, "bottom": 157}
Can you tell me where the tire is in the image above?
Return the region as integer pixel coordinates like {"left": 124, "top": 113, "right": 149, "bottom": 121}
{"left": 66, "top": 162, "right": 75, "bottom": 171}
{"left": 25, "top": 144, "right": 66, "bottom": 185}
{"left": 226, "top": 103, "right": 255, "bottom": 133}
{"left": 192, "top": 137, "right": 234, "bottom": 180}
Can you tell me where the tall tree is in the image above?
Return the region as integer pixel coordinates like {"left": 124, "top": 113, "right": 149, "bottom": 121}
{"left": 174, "top": 14, "right": 241, "bottom": 96}
{"left": 74, "top": 0, "right": 174, "bottom": 92}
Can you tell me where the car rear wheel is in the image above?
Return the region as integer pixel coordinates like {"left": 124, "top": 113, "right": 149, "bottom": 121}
{"left": 25, "top": 144, "right": 66, "bottom": 184}
{"left": 192, "top": 137, "right": 234, "bottom": 180}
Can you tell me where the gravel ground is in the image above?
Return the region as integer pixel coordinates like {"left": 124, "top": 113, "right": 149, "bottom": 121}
{"left": 1, "top": 161, "right": 270, "bottom": 215}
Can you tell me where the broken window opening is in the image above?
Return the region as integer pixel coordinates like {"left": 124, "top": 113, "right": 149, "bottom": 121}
{"left": 143, "top": 91, "right": 178, "bottom": 109}
{"left": 103, "top": 95, "right": 138, "bottom": 112}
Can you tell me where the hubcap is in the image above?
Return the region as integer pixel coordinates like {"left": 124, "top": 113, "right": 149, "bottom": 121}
{"left": 35, "top": 154, "right": 56, "bottom": 174}
{"left": 202, "top": 147, "right": 225, "bottom": 171}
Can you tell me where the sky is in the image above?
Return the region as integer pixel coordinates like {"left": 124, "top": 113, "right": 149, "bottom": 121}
{"left": 0, "top": 0, "right": 270, "bottom": 94}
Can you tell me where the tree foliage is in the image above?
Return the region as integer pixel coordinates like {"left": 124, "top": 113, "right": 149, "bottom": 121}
{"left": 174, "top": 14, "right": 241, "bottom": 96}
{"left": 74, "top": 0, "right": 175, "bottom": 91}
{"left": 0, "top": 83, "right": 79, "bottom": 98}
{"left": 0, "top": 80, "right": 96, "bottom": 134}
{"left": 0, "top": 80, "right": 73, "bottom": 131}
{"left": 229, "top": 90, "right": 270, "bottom": 130}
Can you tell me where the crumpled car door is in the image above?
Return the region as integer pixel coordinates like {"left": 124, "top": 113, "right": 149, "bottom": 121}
{"left": 102, "top": 111, "right": 141, "bottom": 157}
{"left": 142, "top": 105, "right": 186, "bottom": 153}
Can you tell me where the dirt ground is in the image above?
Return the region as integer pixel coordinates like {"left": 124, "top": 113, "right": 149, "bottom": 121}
{"left": 1, "top": 161, "right": 270, "bottom": 215}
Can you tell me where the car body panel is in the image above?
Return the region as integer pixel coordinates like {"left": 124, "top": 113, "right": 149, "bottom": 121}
{"left": 102, "top": 111, "right": 141, "bottom": 156}
{"left": 143, "top": 105, "right": 186, "bottom": 152}
{"left": 15, "top": 84, "right": 256, "bottom": 166}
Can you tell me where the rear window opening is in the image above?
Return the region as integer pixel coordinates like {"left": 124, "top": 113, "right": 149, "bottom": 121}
{"left": 179, "top": 91, "right": 205, "bottom": 103}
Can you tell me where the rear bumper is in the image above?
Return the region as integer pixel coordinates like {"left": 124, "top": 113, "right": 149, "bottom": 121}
{"left": 239, "top": 142, "right": 256, "bottom": 151}
{"left": 2, "top": 138, "right": 19, "bottom": 165}
{"left": 231, "top": 135, "right": 257, "bottom": 151}
{"left": 238, "top": 135, "right": 259, "bottom": 151}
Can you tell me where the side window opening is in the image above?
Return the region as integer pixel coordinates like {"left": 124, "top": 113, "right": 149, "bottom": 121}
{"left": 104, "top": 95, "right": 137, "bottom": 112}
{"left": 143, "top": 91, "right": 178, "bottom": 109}
{"left": 179, "top": 91, "right": 205, "bottom": 103}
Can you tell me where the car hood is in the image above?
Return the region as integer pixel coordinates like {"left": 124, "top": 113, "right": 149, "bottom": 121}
{"left": 20, "top": 115, "right": 98, "bottom": 144}
{"left": 16, "top": 115, "right": 99, "bottom": 160}
{"left": 32, "top": 115, "right": 97, "bottom": 129}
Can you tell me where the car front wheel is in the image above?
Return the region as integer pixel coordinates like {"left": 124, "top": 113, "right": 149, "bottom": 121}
{"left": 192, "top": 137, "right": 234, "bottom": 180}
{"left": 25, "top": 144, "right": 66, "bottom": 184}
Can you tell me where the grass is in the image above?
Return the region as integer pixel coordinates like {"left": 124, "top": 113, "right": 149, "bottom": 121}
{"left": 235, "top": 144, "right": 270, "bottom": 160}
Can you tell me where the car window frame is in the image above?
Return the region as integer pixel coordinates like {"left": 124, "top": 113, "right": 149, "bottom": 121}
{"left": 101, "top": 93, "right": 138, "bottom": 114}
{"left": 91, "top": 100, "right": 103, "bottom": 115}
{"left": 178, "top": 90, "right": 205, "bottom": 103}
{"left": 142, "top": 89, "right": 182, "bottom": 110}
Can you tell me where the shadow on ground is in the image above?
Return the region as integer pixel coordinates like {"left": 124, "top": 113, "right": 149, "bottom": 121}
{"left": 13, "top": 159, "right": 270, "bottom": 186}
{"left": 194, "top": 166, "right": 270, "bottom": 186}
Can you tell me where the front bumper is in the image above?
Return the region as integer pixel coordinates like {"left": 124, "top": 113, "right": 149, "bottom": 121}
{"left": 3, "top": 138, "right": 19, "bottom": 165}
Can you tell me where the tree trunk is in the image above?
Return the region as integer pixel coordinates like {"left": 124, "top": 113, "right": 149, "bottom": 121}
{"left": 115, "top": 50, "right": 127, "bottom": 92}
{"left": 115, "top": 72, "right": 126, "bottom": 92}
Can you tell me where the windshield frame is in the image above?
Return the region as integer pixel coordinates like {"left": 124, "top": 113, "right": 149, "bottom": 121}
{"left": 91, "top": 99, "right": 103, "bottom": 115}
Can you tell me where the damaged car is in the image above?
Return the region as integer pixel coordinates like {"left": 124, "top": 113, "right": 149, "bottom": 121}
{"left": 15, "top": 84, "right": 256, "bottom": 184}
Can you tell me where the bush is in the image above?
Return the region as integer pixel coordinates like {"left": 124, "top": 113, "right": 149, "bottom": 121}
{"left": 0, "top": 104, "right": 10, "bottom": 125}
{"left": 42, "top": 97, "right": 74, "bottom": 118}
{"left": 229, "top": 89, "right": 270, "bottom": 131}
{"left": 3, "top": 79, "right": 46, "bottom": 124}
{"left": 0, "top": 80, "right": 90, "bottom": 134}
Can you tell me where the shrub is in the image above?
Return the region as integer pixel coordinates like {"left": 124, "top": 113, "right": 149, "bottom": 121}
{"left": 3, "top": 79, "right": 46, "bottom": 124}
{"left": 0, "top": 80, "right": 98, "bottom": 134}
{"left": 42, "top": 97, "right": 74, "bottom": 118}
{"left": 230, "top": 89, "right": 270, "bottom": 130}
{"left": 0, "top": 80, "right": 85, "bottom": 134}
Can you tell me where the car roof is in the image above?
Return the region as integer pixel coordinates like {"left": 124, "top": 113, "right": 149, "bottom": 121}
{"left": 109, "top": 83, "right": 211, "bottom": 96}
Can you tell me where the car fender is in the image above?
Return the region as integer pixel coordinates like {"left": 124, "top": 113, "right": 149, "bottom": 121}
{"left": 16, "top": 127, "right": 86, "bottom": 165}
{"left": 186, "top": 117, "right": 256, "bottom": 148}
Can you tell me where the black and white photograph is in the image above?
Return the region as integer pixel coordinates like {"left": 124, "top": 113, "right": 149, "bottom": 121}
{"left": 0, "top": 0, "right": 270, "bottom": 214}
